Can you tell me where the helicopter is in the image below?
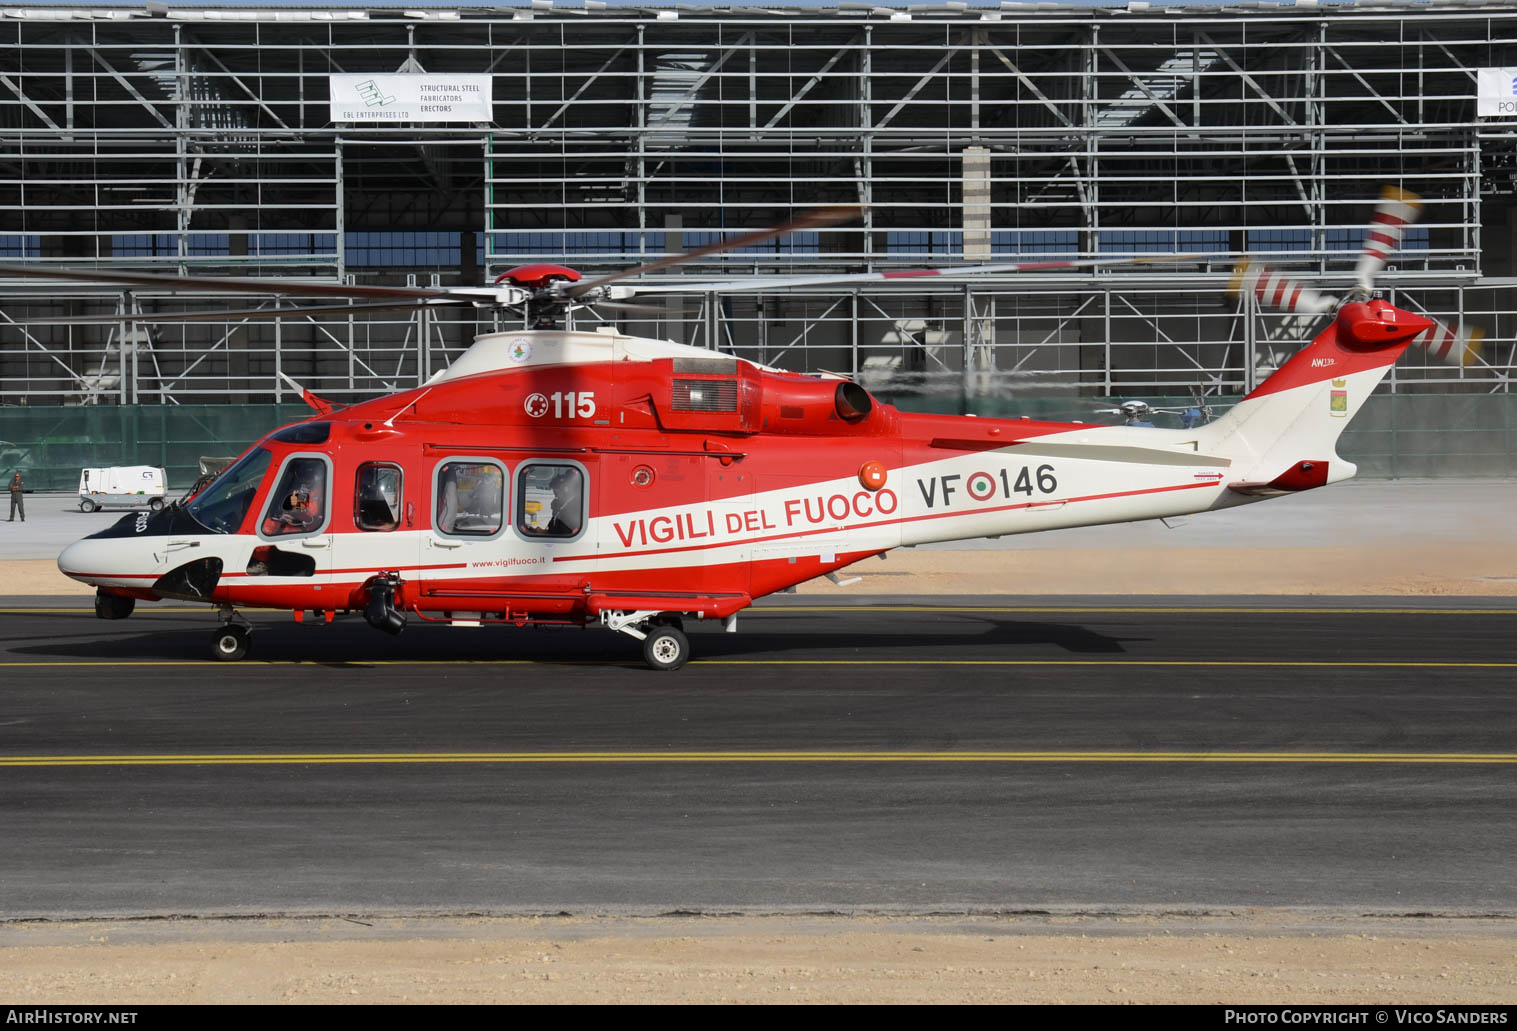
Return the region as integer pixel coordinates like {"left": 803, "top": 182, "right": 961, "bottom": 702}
{"left": 1093, "top": 393, "right": 1225, "bottom": 430}
{"left": 20, "top": 190, "right": 1479, "bottom": 670}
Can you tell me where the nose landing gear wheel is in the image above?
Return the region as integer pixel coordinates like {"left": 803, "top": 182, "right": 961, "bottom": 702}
{"left": 212, "top": 625, "right": 250, "bottom": 662}
{"left": 94, "top": 591, "right": 135, "bottom": 620}
{"left": 642, "top": 624, "right": 689, "bottom": 671}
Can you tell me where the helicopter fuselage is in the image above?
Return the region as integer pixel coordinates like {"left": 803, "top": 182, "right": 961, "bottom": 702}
{"left": 58, "top": 312, "right": 1423, "bottom": 668}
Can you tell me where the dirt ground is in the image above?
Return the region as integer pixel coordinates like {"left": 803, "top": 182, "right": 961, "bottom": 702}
{"left": 0, "top": 914, "right": 1513, "bottom": 1005}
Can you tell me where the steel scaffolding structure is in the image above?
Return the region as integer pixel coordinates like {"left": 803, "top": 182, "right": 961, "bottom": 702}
{"left": 2, "top": 1, "right": 1516, "bottom": 405}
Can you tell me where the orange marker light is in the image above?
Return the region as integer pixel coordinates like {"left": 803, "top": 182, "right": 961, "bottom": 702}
{"left": 858, "top": 460, "right": 888, "bottom": 491}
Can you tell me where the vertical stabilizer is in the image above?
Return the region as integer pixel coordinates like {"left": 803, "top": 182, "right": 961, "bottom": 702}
{"left": 1199, "top": 299, "right": 1433, "bottom": 495}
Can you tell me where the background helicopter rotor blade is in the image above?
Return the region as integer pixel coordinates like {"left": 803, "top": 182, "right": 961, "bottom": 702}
{"left": 564, "top": 205, "right": 863, "bottom": 299}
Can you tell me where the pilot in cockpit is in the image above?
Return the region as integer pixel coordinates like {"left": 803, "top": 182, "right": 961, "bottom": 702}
{"left": 280, "top": 484, "right": 319, "bottom": 530}
{"left": 264, "top": 461, "right": 325, "bottom": 535}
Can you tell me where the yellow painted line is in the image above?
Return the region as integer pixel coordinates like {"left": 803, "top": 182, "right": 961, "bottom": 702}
{"left": 0, "top": 659, "right": 1513, "bottom": 669}
{"left": 1, "top": 751, "right": 1515, "bottom": 768}
{"left": 698, "top": 660, "right": 1517, "bottom": 668}
{"left": 0, "top": 607, "right": 214, "bottom": 615}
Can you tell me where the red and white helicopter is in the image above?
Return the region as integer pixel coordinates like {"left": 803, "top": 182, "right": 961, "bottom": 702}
{"left": 19, "top": 189, "right": 1477, "bottom": 669}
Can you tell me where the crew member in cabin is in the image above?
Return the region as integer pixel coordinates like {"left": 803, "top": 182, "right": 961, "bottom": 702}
{"left": 545, "top": 468, "right": 582, "bottom": 537}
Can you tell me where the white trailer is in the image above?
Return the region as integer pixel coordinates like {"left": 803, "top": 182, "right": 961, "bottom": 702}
{"left": 78, "top": 466, "right": 166, "bottom": 513}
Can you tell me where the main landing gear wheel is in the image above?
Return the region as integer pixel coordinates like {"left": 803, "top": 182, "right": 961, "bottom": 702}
{"left": 212, "top": 624, "right": 250, "bottom": 662}
{"left": 642, "top": 624, "right": 689, "bottom": 672}
{"left": 94, "top": 591, "right": 135, "bottom": 620}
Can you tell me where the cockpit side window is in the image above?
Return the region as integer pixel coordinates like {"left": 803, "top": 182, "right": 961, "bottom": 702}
{"left": 260, "top": 456, "right": 330, "bottom": 538}
{"left": 355, "top": 463, "right": 402, "bottom": 532}
{"left": 434, "top": 460, "right": 505, "bottom": 537}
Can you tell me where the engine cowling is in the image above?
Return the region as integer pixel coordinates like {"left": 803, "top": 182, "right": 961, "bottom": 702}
{"left": 647, "top": 357, "right": 878, "bottom": 435}
{"left": 758, "top": 374, "right": 874, "bottom": 434}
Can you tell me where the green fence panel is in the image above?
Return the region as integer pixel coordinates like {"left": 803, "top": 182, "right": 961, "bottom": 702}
{"left": 878, "top": 393, "right": 1517, "bottom": 479}
{"left": 0, "top": 405, "right": 310, "bottom": 491}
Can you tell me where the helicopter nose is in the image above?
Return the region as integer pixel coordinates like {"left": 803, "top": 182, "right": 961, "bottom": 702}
{"left": 57, "top": 537, "right": 135, "bottom": 585}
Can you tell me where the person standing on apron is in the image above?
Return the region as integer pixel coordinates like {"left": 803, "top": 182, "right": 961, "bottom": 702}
{"left": 8, "top": 472, "right": 23, "bottom": 522}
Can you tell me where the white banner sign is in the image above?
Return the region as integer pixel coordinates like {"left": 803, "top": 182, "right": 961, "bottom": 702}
{"left": 329, "top": 74, "right": 492, "bottom": 123}
{"left": 1477, "top": 67, "right": 1517, "bottom": 117}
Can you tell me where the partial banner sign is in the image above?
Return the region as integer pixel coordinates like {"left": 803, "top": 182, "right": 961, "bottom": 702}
{"left": 329, "top": 74, "right": 493, "bottom": 123}
{"left": 1477, "top": 67, "right": 1517, "bottom": 117}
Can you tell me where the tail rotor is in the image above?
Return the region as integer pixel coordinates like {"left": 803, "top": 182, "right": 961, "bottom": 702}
{"left": 1228, "top": 187, "right": 1484, "bottom": 369}
{"left": 1228, "top": 261, "right": 1337, "bottom": 317}
{"left": 1411, "top": 317, "right": 1485, "bottom": 368}
{"left": 1354, "top": 185, "right": 1424, "bottom": 295}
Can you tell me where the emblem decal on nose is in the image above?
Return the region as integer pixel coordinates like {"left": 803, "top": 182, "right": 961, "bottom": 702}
{"left": 135, "top": 513, "right": 149, "bottom": 533}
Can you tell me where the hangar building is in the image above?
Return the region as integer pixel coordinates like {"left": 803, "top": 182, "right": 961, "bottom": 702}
{"left": 1, "top": 0, "right": 1514, "bottom": 480}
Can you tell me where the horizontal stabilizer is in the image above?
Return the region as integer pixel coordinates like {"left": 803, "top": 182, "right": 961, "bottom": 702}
{"left": 1006, "top": 441, "right": 1232, "bottom": 469}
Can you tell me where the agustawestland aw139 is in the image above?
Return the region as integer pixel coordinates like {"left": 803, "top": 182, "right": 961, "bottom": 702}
{"left": 16, "top": 191, "right": 1480, "bottom": 668}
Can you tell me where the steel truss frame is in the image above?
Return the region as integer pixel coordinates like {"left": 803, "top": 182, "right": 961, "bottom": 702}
{"left": 1, "top": 3, "right": 1514, "bottom": 403}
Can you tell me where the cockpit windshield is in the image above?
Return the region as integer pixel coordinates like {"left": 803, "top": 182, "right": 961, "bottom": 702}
{"left": 184, "top": 447, "right": 273, "bottom": 534}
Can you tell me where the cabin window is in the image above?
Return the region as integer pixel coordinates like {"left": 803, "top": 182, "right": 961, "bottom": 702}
{"left": 260, "top": 456, "right": 330, "bottom": 537}
{"left": 516, "top": 461, "right": 586, "bottom": 541}
{"left": 435, "top": 460, "right": 505, "bottom": 537}
{"left": 354, "top": 463, "right": 402, "bottom": 532}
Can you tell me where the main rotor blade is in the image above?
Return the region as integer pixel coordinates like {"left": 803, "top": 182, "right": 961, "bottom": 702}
{"left": 589, "top": 299, "right": 684, "bottom": 315}
{"left": 615, "top": 252, "right": 1214, "bottom": 296}
{"left": 564, "top": 205, "right": 862, "bottom": 299}
{"left": 0, "top": 264, "right": 471, "bottom": 302}
{"left": 21, "top": 299, "right": 475, "bottom": 324}
{"left": 1354, "top": 186, "right": 1423, "bottom": 295}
